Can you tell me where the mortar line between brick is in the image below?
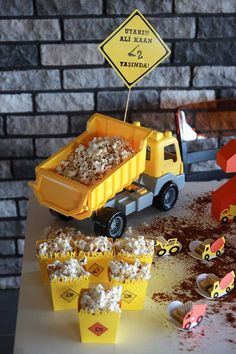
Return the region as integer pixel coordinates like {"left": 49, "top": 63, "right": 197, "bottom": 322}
{"left": 32, "top": 0, "right": 37, "bottom": 16}
{"left": 0, "top": 13, "right": 235, "bottom": 20}
{"left": 103, "top": 0, "right": 107, "bottom": 15}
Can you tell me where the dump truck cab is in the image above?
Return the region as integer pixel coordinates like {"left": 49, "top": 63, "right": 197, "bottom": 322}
{"left": 144, "top": 129, "right": 183, "bottom": 179}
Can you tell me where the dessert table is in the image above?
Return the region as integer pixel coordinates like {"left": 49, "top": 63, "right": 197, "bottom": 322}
{"left": 14, "top": 181, "right": 236, "bottom": 354}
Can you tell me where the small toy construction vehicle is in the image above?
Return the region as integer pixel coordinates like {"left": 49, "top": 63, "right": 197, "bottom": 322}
{"left": 189, "top": 236, "right": 225, "bottom": 261}
{"left": 168, "top": 301, "right": 207, "bottom": 331}
{"left": 155, "top": 237, "right": 182, "bottom": 256}
{"left": 196, "top": 271, "right": 235, "bottom": 299}
{"left": 220, "top": 205, "right": 236, "bottom": 223}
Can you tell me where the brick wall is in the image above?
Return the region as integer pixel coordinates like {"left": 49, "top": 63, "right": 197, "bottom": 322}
{"left": 0, "top": 0, "right": 236, "bottom": 288}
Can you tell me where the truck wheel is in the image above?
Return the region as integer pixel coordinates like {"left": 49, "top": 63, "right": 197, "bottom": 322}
{"left": 226, "top": 287, "right": 231, "bottom": 293}
{"left": 169, "top": 246, "right": 180, "bottom": 255}
{"left": 157, "top": 249, "right": 166, "bottom": 256}
{"left": 184, "top": 322, "right": 191, "bottom": 330}
{"left": 204, "top": 254, "right": 210, "bottom": 260}
{"left": 153, "top": 182, "right": 179, "bottom": 211}
{"left": 216, "top": 250, "right": 221, "bottom": 257}
{"left": 49, "top": 209, "right": 73, "bottom": 221}
{"left": 94, "top": 208, "right": 126, "bottom": 239}
{"left": 213, "top": 292, "right": 219, "bottom": 299}
{"left": 221, "top": 216, "right": 228, "bottom": 224}
{"left": 197, "top": 315, "right": 203, "bottom": 325}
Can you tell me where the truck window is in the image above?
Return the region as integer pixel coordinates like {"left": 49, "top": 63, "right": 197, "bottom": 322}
{"left": 146, "top": 146, "right": 151, "bottom": 160}
{"left": 164, "top": 144, "right": 177, "bottom": 162}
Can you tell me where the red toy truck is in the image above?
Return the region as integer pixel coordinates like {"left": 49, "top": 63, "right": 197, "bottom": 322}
{"left": 169, "top": 301, "right": 207, "bottom": 330}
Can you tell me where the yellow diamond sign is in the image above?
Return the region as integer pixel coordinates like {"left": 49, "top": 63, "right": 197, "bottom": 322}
{"left": 99, "top": 9, "right": 171, "bottom": 88}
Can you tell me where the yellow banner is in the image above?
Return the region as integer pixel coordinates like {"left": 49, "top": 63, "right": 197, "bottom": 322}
{"left": 99, "top": 9, "right": 171, "bottom": 88}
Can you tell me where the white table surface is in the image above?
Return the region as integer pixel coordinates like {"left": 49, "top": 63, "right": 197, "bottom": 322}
{"left": 14, "top": 181, "right": 236, "bottom": 354}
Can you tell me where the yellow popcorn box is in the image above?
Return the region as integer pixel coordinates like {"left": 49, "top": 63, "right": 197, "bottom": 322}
{"left": 36, "top": 240, "right": 76, "bottom": 284}
{"left": 77, "top": 250, "right": 114, "bottom": 283}
{"left": 78, "top": 309, "right": 121, "bottom": 343}
{"left": 115, "top": 252, "right": 153, "bottom": 267}
{"left": 110, "top": 278, "right": 148, "bottom": 310}
{"left": 50, "top": 276, "right": 89, "bottom": 311}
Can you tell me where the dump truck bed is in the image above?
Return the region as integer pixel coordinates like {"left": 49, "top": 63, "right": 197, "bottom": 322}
{"left": 31, "top": 114, "right": 152, "bottom": 220}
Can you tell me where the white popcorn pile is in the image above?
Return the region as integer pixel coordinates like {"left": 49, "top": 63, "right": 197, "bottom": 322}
{"left": 114, "top": 236, "right": 154, "bottom": 256}
{"left": 79, "top": 284, "right": 122, "bottom": 313}
{"left": 75, "top": 236, "right": 113, "bottom": 254}
{"left": 55, "top": 136, "right": 134, "bottom": 186}
{"left": 109, "top": 259, "right": 151, "bottom": 282}
{"left": 41, "top": 226, "right": 81, "bottom": 240}
{"left": 47, "top": 258, "right": 90, "bottom": 282}
{"left": 37, "top": 234, "right": 75, "bottom": 257}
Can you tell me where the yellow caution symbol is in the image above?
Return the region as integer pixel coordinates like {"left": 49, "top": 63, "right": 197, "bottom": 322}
{"left": 88, "top": 263, "right": 104, "bottom": 277}
{"left": 60, "top": 288, "right": 78, "bottom": 303}
{"left": 99, "top": 9, "right": 170, "bottom": 88}
{"left": 122, "top": 290, "right": 137, "bottom": 304}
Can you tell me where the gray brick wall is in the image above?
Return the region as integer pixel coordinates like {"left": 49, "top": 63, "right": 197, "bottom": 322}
{"left": 0, "top": 0, "right": 236, "bottom": 288}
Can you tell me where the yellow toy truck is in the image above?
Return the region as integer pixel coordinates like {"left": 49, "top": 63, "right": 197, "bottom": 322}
{"left": 197, "top": 271, "right": 235, "bottom": 299}
{"left": 155, "top": 237, "right": 182, "bottom": 256}
{"left": 189, "top": 236, "right": 225, "bottom": 261}
{"left": 220, "top": 205, "right": 236, "bottom": 223}
{"left": 30, "top": 114, "right": 185, "bottom": 238}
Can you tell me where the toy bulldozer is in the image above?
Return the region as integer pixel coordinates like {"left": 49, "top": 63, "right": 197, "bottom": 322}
{"left": 155, "top": 237, "right": 182, "bottom": 256}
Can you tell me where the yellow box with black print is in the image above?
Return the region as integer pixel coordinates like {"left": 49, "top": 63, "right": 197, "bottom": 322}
{"left": 50, "top": 276, "right": 90, "bottom": 311}
{"left": 36, "top": 240, "right": 76, "bottom": 284}
{"left": 115, "top": 252, "right": 153, "bottom": 267}
{"left": 78, "top": 309, "right": 121, "bottom": 343}
{"left": 110, "top": 278, "right": 148, "bottom": 310}
{"left": 77, "top": 250, "right": 113, "bottom": 283}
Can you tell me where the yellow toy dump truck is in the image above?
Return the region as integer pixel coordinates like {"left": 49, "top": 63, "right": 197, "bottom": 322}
{"left": 220, "top": 205, "right": 236, "bottom": 223}
{"left": 155, "top": 237, "right": 182, "bottom": 256}
{"left": 30, "top": 113, "right": 185, "bottom": 238}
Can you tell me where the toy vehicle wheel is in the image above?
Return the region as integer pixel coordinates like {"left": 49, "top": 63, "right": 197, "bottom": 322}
{"left": 153, "top": 182, "right": 179, "bottom": 211}
{"left": 157, "top": 249, "right": 166, "bottom": 256}
{"left": 216, "top": 250, "right": 221, "bottom": 257}
{"left": 221, "top": 216, "right": 228, "bottom": 224}
{"left": 197, "top": 315, "right": 203, "bottom": 325}
{"left": 184, "top": 322, "right": 191, "bottom": 330}
{"left": 94, "top": 207, "right": 126, "bottom": 239}
{"left": 213, "top": 292, "right": 219, "bottom": 299}
{"left": 226, "top": 286, "right": 231, "bottom": 293}
{"left": 169, "top": 246, "right": 180, "bottom": 255}
{"left": 204, "top": 254, "right": 210, "bottom": 260}
{"left": 49, "top": 209, "right": 73, "bottom": 221}
{"left": 234, "top": 216, "right": 236, "bottom": 222}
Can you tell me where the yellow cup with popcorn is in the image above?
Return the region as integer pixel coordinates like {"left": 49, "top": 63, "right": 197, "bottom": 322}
{"left": 108, "top": 259, "right": 151, "bottom": 310}
{"left": 76, "top": 236, "right": 114, "bottom": 283}
{"left": 36, "top": 240, "right": 76, "bottom": 284}
{"left": 48, "top": 258, "right": 90, "bottom": 311}
{"left": 114, "top": 235, "right": 154, "bottom": 266}
{"left": 78, "top": 284, "right": 122, "bottom": 343}
{"left": 36, "top": 227, "right": 79, "bottom": 284}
